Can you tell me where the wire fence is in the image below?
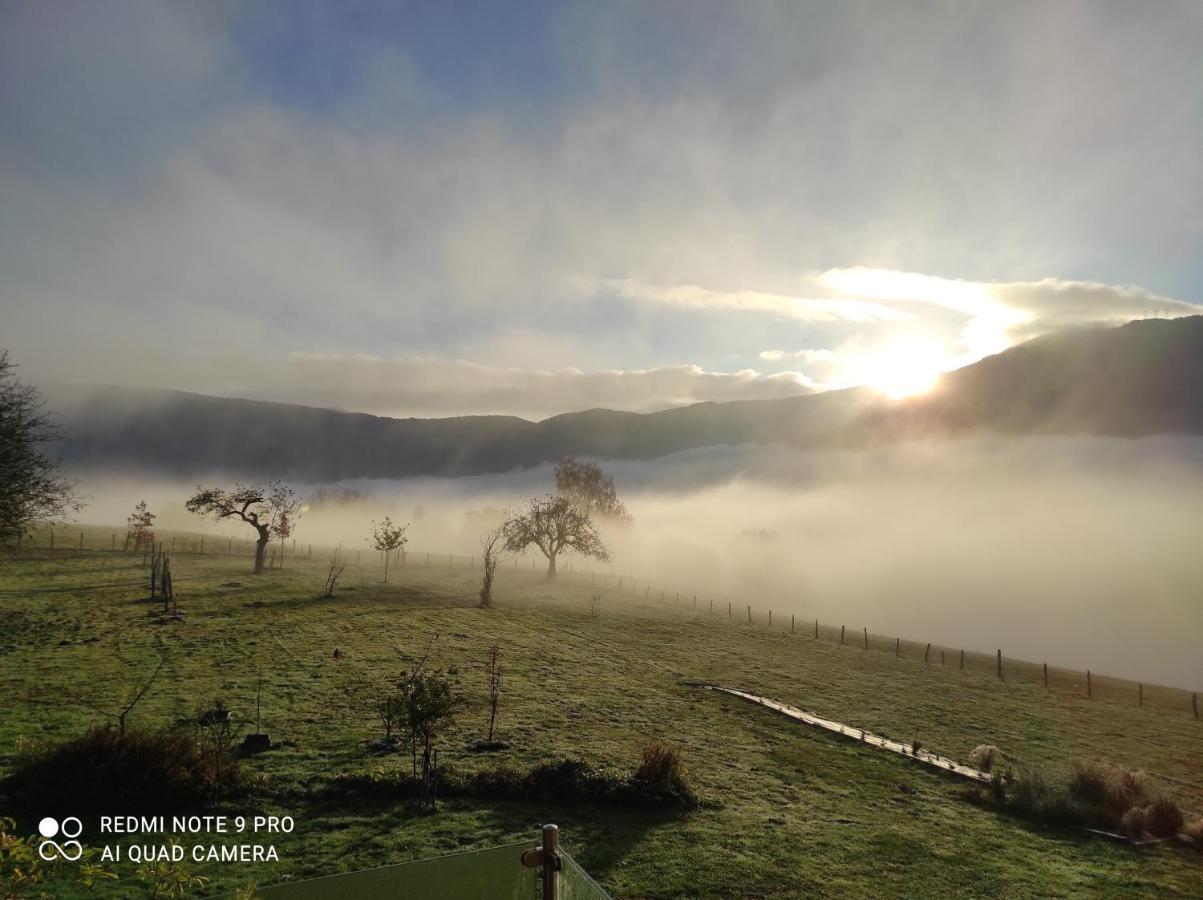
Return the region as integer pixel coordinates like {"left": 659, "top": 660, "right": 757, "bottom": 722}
{"left": 8, "top": 524, "right": 1201, "bottom": 721}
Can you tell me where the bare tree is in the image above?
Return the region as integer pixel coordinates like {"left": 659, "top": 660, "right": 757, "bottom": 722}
{"left": 368, "top": 517, "right": 409, "bottom": 583}
{"left": 269, "top": 484, "right": 303, "bottom": 569}
{"left": 486, "top": 644, "right": 501, "bottom": 741}
{"left": 478, "top": 526, "right": 505, "bottom": 608}
{"left": 71, "top": 653, "right": 169, "bottom": 738}
{"left": 555, "top": 456, "right": 630, "bottom": 520}
{"left": 323, "top": 551, "right": 346, "bottom": 598}
{"left": 0, "top": 351, "right": 80, "bottom": 546}
{"left": 502, "top": 494, "right": 610, "bottom": 580}
{"left": 126, "top": 500, "right": 155, "bottom": 552}
{"left": 185, "top": 481, "right": 300, "bottom": 575}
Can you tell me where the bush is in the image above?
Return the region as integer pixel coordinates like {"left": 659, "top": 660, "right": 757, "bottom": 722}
{"left": 1006, "top": 769, "right": 1048, "bottom": 816}
{"left": 629, "top": 741, "right": 696, "bottom": 805}
{"left": 523, "top": 759, "right": 627, "bottom": 802}
{"left": 1146, "top": 796, "right": 1185, "bottom": 838}
{"left": 1036, "top": 793, "right": 1089, "bottom": 829}
{"left": 1068, "top": 762, "right": 1111, "bottom": 806}
{"left": 1121, "top": 805, "right": 1150, "bottom": 838}
{"left": 978, "top": 758, "right": 1184, "bottom": 842}
{"left": 4, "top": 725, "right": 236, "bottom": 815}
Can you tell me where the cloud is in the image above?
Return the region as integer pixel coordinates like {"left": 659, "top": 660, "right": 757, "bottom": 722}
{"left": 742, "top": 270, "right": 1203, "bottom": 389}
{"left": 2, "top": 4, "right": 1201, "bottom": 415}
{"left": 599, "top": 278, "right": 912, "bottom": 324}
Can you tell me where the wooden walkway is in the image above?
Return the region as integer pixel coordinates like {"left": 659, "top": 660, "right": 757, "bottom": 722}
{"left": 694, "top": 683, "right": 993, "bottom": 784}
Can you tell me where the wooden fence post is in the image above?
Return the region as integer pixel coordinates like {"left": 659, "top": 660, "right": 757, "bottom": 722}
{"left": 693, "top": 594, "right": 697, "bottom": 609}
{"left": 1043, "top": 662, "right": 1048, "bottom": 688}
{"left": 709, "top": 597, "right": 713, "bottom": 614}
{"left": 1087, "top": 670, "right": 1092, "bottom": 698}
{"left": 768, "top": 610, "right": 772, "bottom": 627}
{"left": 79, "top": 531, "right": 84, "bottom": 550}
{"left": 959, "top": 649, "right": 964, "bottom": 671}
{"left": 840, "top": 625, "right": 845, "bottom": 645}
{"left": 791, "top": 614, "right": 795, "bottom": 633}
{"left": 728, "top": 601, "right": 732, "bottom": 618}
{"left": 227, "top": 539, "right": 232, "bottom": 555}
{"left": 863, "top": 627, "right": 868, "bottom": 650}
{"left": 924, "top": 643, "right": 930, "bottom": 664}
{"left": 997, "top": 649, "right": 1003, "bottom": 680}
{"left": 747, "top": 605, "right": 752, "bottom": 624}
{"left": 675, "top": 592, "right": 679, "bottom": 606}
{"left": 940, "top": 650, "right": 945, "bottom": 667}
{"left": 814, "top": 619, "right": 818, "bottom": 639}
{"left": 895, "top": 637, "right": 900, "bottom": 658}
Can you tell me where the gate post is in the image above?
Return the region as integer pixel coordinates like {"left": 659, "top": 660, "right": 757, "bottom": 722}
{"left": 522, "top": 824, "right": 561, "bottom": 900}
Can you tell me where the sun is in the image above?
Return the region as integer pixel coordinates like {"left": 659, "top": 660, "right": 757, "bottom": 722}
{"left": 857, "top": 336, "right": 948, "bottom": 399}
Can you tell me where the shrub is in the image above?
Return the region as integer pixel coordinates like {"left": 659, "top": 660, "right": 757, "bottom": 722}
{"left": 972, "top": 757, "right": 1186, "bottom": 843}
{"left": 5, "top": 726, "right": 223, "bottom": 816}
{"left": 1007, "top": 769, "right": 1048, "bottom": 816}
{"left": 1117, "top": 768, "right": 1146, "bottom": 806}
{"left": 524, "top": 758, "right": 626, "bottom": 802}
{"left": 1146, "top": 796, "right": 1185, "bottom": 838}
{"left": 629, "top": 741, "right": 696, "bottom": 805}
{"left": 988, "top": 770, "right": 1007, "bottom": 803}
{"left": 1037, "top": 793, "right": 1088, "bottom": 829}
{"left": 0, "top": 817, "right": 116, "bottom": 893}
{"left": 1068, "top": 762, "right": 1111, "bottom": 806}
{"left": 1121, "top": 805, "right": 1150, "bottom": 838}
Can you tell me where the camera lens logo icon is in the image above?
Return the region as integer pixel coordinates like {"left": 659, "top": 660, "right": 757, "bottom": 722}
{"left": 38, "top": 816, "right": 84, "bottom": 861}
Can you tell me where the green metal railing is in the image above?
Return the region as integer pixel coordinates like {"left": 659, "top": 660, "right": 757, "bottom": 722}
{"left": 254, "top": 825, "right": 608, "bottom": 900}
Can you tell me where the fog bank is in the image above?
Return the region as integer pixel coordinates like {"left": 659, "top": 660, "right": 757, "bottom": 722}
{"left": 71, "top": 435, "right": 1203, "bottom": 690}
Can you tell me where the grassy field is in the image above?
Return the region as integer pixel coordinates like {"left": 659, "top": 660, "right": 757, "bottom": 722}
{"left": 2, "top": 527, "right": 1201, "bottom": 897}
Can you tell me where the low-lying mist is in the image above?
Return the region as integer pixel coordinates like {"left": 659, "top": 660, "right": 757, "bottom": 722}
{"left": 71, "top": 435, "right": 1203, "bottom": 691}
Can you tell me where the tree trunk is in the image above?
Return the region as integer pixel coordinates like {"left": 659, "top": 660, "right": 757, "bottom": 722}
{"left": 279, "top": 534, "right": 285, "bottom": 569}
{"left": 384, "top": 552, "right": 390, "bottom": 583}
{"left": 253, "top": 530, "right": 269, "bottom": 574}
{"left": 545, "top": 553, "right": 557, "bottom": 581}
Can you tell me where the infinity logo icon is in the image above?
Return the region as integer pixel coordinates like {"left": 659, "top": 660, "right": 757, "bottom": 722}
{"left": 38, "top": 816, "right": 84, "bottom": 862}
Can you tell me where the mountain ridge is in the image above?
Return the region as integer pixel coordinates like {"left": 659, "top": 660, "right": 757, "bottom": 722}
{"left": 43, "top": 316, "right": 1203, "bottom": 480}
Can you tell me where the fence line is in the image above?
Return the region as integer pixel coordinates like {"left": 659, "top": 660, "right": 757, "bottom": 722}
{"left": 9, "top": 525, "right": 1201, "bottom": 720}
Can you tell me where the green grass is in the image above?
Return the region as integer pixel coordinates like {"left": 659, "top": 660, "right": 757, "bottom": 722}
{"left": 2, "top": 528, "right": 1201, "bottom": 898}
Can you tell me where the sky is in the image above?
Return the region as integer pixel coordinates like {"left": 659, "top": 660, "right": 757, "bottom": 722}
{"left": 2, "top": 0, "right": 1202, "bottom": 420}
